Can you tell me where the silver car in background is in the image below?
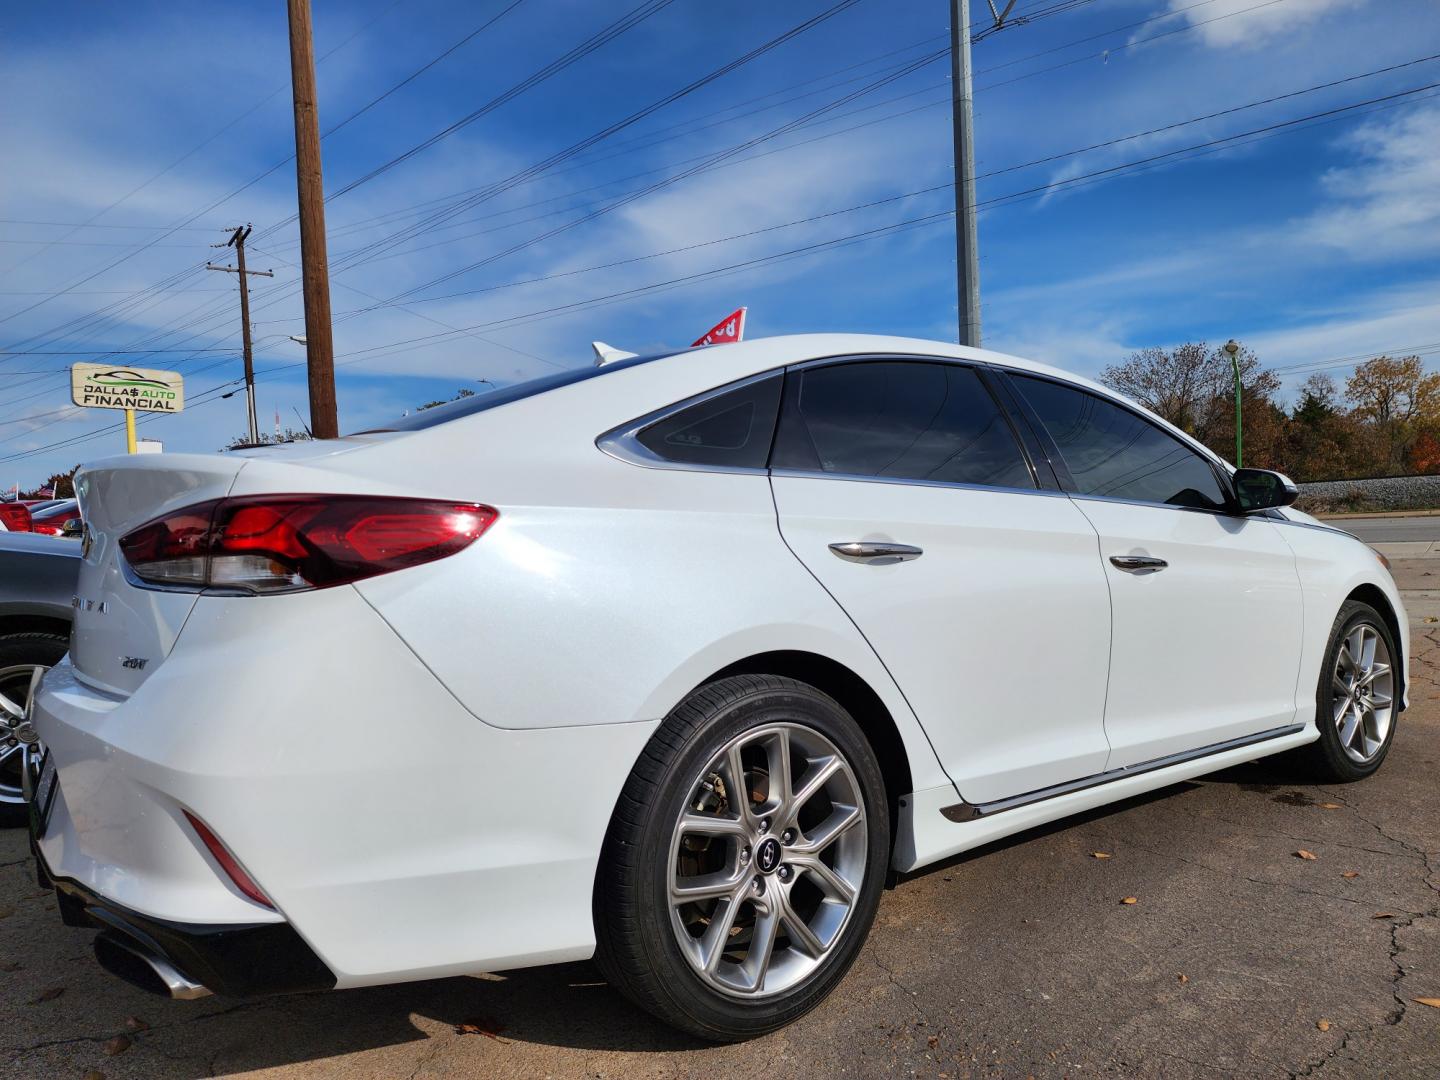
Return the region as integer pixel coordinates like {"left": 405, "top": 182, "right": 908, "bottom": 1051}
{"left": 0, "top": 531, "right": 78, "bottom": 823}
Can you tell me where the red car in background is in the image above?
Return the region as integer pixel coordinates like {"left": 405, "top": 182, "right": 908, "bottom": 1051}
{"left": 28, "top": 500, "right": 79, "bottom": 538}
{"left": 0, "top": 503, "right": 32, "bottom": 533}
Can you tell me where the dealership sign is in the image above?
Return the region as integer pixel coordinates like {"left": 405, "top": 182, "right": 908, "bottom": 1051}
{"left": 71, "top": 363, "right": 185, "bottom": 413}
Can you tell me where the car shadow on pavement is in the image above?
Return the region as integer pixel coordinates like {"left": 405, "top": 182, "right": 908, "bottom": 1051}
{"left": 5, "top": 757, "right": 1338, "bottom": 1075}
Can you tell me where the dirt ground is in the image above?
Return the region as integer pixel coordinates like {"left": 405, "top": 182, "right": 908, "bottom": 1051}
{"left": 1, "top": 561, "right": 1436, "bottom": 1079}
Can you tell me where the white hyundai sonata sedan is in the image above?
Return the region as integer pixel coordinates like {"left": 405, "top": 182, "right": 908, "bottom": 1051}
{"left": 28, "top": 334, "right": 1406, "bottom": 1039}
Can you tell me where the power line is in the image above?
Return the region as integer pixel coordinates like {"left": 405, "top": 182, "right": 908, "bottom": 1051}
{"left": 0, "top": 0, "right": 1282, "bottom": 359}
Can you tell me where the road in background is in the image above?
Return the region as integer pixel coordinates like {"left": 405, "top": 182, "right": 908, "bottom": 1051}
{"left": 1327, "top": 515, "right": 1440, "bottom": 544}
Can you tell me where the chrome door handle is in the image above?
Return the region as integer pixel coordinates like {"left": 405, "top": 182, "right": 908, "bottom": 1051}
{"left": 829, "top": 542, "right": 923, "bottom": 565}
{"left": 1109, "top": 554, "right": 1168, "bottom": 573}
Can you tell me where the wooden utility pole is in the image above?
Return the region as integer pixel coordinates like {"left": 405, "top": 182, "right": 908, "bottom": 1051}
{"left": 207, "top": 224, "right": 274, "bottom": 446}
{"left": 286, "top": 0, "right": 338, "bottom": 438}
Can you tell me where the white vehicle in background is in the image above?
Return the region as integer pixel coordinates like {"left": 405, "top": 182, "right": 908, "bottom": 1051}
{"left": 29, "top": 334, "right": 1406, "bottom": 1039}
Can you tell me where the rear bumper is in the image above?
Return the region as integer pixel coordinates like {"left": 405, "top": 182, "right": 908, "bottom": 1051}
{"left": 33, "top": 839, "right": 334, "bottom": 997}
{"left": 30, "top": 586, "right": 662, "bottom": 987}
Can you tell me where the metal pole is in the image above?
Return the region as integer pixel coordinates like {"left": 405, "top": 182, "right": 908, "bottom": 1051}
{"left": 208, "top": 226, "right": 273, "bottom": 445}
{"left": 1224, "top": 339, "right": 1243, "bottom": 467}
{"left": 124, "top": 408, "right": 136, "bottom": 454}
{"left": 233, "top": 227, "right": 260, "bottom": 445}
{"left": 287, "top": 0, "right": 339, "bottom": 439}
{"left": 950, "top": 0, "right": 982, "bottom": 348}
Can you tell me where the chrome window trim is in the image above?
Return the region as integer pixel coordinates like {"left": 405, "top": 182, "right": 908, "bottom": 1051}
{"left": 1067, "top": 491, "right": 1237, "bottom": 518}
{"left": 768, "top": 467, "right": 1069, "bottom": 499}
{"left": 594, "top": 370, "right": 781, "bottom": 476}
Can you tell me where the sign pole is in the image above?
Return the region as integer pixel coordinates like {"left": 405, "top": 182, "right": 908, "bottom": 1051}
{"left": 124, "top": 408, "right": 137, "bottom": 454}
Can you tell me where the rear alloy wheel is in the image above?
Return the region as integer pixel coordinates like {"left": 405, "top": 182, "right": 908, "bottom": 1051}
{"left": 0, "top": 633, "right": 68, "bottom": 827}
{"left": 595, "top": 675, "right": 889, "bottom": 1040}
{"left": 1291, "top": 601, "right": 1399, "bottom": 782}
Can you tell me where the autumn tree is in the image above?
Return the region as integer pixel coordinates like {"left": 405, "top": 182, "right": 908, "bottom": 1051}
{"left": 23, "top": 466, "right": 80, "bottom": 499}
{"left": 1100, "top": 341, "right": 1283, "bottom": 467}
{"left": 1344, "top": 355, "right": 1440, "bottom": 472}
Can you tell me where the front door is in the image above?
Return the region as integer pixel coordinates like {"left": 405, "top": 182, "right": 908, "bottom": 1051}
{"left": 1008, "top": 372, "right": 1305, "bottom": 767}
{"left": 769, "top": 358, "right": 1114, "bottom": 805}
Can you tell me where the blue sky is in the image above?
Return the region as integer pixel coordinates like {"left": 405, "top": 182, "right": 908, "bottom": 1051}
{"left": 2, "top": 0, "right": 1438, "bottom": 484}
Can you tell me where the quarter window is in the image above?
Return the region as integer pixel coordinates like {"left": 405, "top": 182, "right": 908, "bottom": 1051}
{"left": 1012, "top": 374, "right": 1228, "bottom": 511}
{"left": 771, "top": 361, "right": 1034, "bottom": 489}
{"left": 634, "top": 374, "right": 782, "bottom": 469}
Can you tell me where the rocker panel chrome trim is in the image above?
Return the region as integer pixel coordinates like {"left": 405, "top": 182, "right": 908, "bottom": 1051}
{"left": 939, "top": 723, "right": 1306, "bottom": 822}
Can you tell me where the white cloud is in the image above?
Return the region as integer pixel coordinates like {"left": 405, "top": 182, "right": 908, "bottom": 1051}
{"left": 1282, "top": 98, "right": 1440, "bottom": 260}
{"left": 1162, "top": 0, "right": 1365, "bottom": 49}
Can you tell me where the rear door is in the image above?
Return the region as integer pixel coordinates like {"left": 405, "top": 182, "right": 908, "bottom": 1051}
{"left": 769, "top": 358, "right": 1114, "bottom": 805}
{"left": 1006, "top": 372, "right": 1304, "bottom": 767}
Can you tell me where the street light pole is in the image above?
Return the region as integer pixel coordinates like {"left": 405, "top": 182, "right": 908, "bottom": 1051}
{"left": 1224, "top": 339, "right": 1243, "bottom": 467}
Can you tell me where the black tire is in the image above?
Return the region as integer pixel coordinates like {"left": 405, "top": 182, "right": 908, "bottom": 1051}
{"left": 1286, "top": 601, "right": 1399, "bottom": 782}
{"left": 594, "top": 674, "right": 890, "bottom": 1041}
{"left": 0, "top": 632, "right": 68, "bottom": 827}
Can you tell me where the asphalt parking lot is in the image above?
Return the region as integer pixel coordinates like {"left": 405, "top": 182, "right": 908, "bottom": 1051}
{"left": 2, "top": 563, "right": 1436, "bottom": 1079}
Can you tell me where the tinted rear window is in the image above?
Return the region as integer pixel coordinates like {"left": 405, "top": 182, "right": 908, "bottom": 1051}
{"left": 360, "top": 351, "right": 676, "bottom": 433}
{"left": 771, "top": 360, "right": 1035, "bottom": 489}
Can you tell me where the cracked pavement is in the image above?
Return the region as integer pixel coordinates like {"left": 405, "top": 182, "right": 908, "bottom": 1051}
{"left": 1, "top": 566, "right": 1437, "bottom": 1078}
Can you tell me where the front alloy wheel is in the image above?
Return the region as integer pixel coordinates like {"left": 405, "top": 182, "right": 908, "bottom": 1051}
{"left": 1330, "top": 621, "right": 1394, "bottom": 764}
{"left": 1290, "top": 601, "right": 1400, "bottom": 781}
{"left": 596, "top": 675, "right": 889, "bottom": 1040}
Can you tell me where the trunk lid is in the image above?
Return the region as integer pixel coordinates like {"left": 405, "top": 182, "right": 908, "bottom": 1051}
{"left": 71, "top": 454, "right": 248, "bottom": 696}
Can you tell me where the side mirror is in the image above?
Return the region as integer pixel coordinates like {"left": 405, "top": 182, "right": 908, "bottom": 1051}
{"left": 1233, "top": 468, "right": 1298, "bottom": 512}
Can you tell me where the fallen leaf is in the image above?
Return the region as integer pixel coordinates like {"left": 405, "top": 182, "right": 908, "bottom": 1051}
{"left": 1121, "top": 896, "right": 1139, "bottom": 905}
{"left": 1319, "top": 803, "right": 1343, "bottom": 810}
{"left": 1424, "top": 616, "right": 1437, "bottom": 624}
{"left": 1092, "top": 851, "right": 1112, "bottom": 859}
{"left": 1372, "top": 912, "right": 1398, "bottom": 919}
{"left": 927, "top": 1034, "right": 939, "bottom": 1050}
{"left": 1342, "top": 871, "right": 1360, "bottom": 879}
{"left": 1412, "top": 997, "right": 1440, "bottom": 1009}
{"left": 34, "top": 987, "right": 64, "bottom": 1003}
{"left": 1317, "top": 1019, "right": 1331, "bottom": 1032}
{"left": 124, "top": 1016, "right": 149, "bottom": 1032}
{"left": 454, "top": 1019, "right": 508, "bottom": 1042}
{"left": 0, "top": 906, "right": 14, "bottom": 919}
{"left": 1177, "top": 973, "right": 1189, "bottom": 984}
{"left": 82, "top": 1072, "right": 105, "bottom": 1080}
{"left": 0, "top": 961, "right": 19, "bottom": 972}
{"left": 102, "top": 1035, "right": 131, "bottom": 1057}
{"left": 1296, "top": 849, "right": 1318, "bottom": 860}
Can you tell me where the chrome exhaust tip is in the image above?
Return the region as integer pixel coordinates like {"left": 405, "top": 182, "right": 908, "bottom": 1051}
{"left": 93, "top": 932, "right": 213, "bottom": 1000}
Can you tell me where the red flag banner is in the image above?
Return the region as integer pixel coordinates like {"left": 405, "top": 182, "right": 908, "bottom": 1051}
{"left": 692, "top": 307, "right": 747, "bottom": 348}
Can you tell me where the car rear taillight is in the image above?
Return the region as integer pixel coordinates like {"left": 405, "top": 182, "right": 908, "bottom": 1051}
{"left": 183, "top": 811, "right": 275, "bottom": 909}
{"left": 119, "top": 495, "right": 496, "bottom": 593}
{"left": 0, "top": 503, "right": 32, "bottom": 532}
